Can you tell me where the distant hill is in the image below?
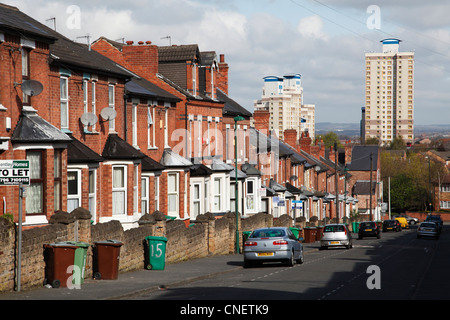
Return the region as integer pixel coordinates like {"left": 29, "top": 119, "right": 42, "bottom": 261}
{"left": 316, "top": 123, "right": 360, "bottom": 137}
{"left": 316, "top": 123, "right": 450, "bottom": 137}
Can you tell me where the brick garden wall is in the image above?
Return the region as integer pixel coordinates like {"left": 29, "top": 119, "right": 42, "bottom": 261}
{"left": 0, "top": 210, "right": 290, "bottom": 292}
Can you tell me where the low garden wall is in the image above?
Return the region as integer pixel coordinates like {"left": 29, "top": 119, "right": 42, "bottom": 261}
{"left": 0, "top": 209, "right": 291, "bottom": 292}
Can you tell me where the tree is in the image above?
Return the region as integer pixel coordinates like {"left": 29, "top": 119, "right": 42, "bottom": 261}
{"left": 316, "top": 131, "right": 341, "bottom": 149}
{"left": 389, "top": 136, "right": 406, "bottom": 150}
{"left": 365, "top": 137, "right": 379, "bottom": 145}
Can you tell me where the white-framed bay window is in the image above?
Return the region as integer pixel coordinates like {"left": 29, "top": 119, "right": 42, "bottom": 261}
{"left": 167, "top": 172, "right": 179, "bottom": 217}
{"left": 88, "top": 168, "right": 97, "bottom": 223}
{"left": 67, "top": 169, "right": 81, "bottom": 213}
{"left": 141, "top": 176, "right": 149, "bottom": 215}
{"left": 112, "top": 165, "right": 127, "bottom": 216}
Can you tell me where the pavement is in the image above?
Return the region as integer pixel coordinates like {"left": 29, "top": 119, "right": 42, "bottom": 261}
{"left": 0, "top": 242, "right": 321, "bottom": 300}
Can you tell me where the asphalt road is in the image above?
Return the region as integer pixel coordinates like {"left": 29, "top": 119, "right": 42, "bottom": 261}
{"left": 130, "top": 223, "right": 450, "bottom": 301}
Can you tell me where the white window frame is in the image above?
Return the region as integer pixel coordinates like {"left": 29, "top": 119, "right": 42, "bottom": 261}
{"left": 192, "top": 182, "right": 202, "bottom": 219}
{"left": 192, "top": 62, "right": 197, "bottom": 96}
{"left": 88, "top": 169, "right": 97, "bottom": 223}
{"left": 213, "top": 177, "right": 222, "bottom": 212}
{"left": 133, "top": 164, "right": 139, "bottom": 214}
{"left": 147, "top": 103, "right": 156, "bottom": 149}
{"left": 132, "top": 102, "right": 138, "bottom": 148}
{"left": 108, "top": 84, "right": 115, "bottom": 132}
{"left": 141, "top": 176, "right": 149, "bottom": 215}
{"left": 112, "top": 165, "right": 127, "bottom": 216}
{"left": 67, "top": 169, "right": 82, "bottom": 213}
{"left": 167, "top": 172, "right": 179, "bottom": 216}
{"left": 60, "top": 77, "right": 69, "bottom": 129}
{"left": 91, "top": 80, "right": 97, "bottom": 131}
{"left": 155, "top": 175, "right": 160, "bottom": 211}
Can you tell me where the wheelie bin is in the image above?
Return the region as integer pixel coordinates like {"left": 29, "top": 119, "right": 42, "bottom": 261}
{"left": 315, "top": 226, "right": 324, "bottom": 241}
{"left": 145, "top": 236, "right": 168, "bottom": 270}
{"left": 303, "top": 227, "right": 317, "bottom": 243}
{"left": 93, "top": 240, "right": 123, "bottom": 280}
{"left": 65, "top": 241, "right": 90, "bottom": 285}
{"left": 43, "top": 242, "right": 79, "bottom": 288}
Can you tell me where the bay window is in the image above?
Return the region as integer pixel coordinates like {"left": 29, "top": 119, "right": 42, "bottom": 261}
{"left": 112, "top": 166, "right": 126, "bottom": 215}
{"left": 26, "top": 151, "right": 43, "bottom": 215}
{"left": 67, "top": 169, "right": 81, "bottom": 213}
{"left": 168, "top": 173, "right": 178, "bottom": 215}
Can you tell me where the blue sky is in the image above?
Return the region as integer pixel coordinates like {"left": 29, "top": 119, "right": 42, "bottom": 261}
{"left": 7, "top": 0, "right": 450, "bottom": 126}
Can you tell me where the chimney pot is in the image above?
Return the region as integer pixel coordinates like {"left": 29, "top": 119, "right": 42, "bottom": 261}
{"left": 220, "top": 54, "right": 225, "bottom": 63}
{"left": 138, "top": 41, "right": 144, "bottom": 45}
{"left": 146, "top": 41, "right": 152, "bottom": 45}
{"left": 126, "top": 41, "right": 134, "bottom": 45}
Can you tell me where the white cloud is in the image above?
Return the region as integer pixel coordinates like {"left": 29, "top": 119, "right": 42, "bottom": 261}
{"left": 297, "top": 15, "right": 329, "bottom": 41}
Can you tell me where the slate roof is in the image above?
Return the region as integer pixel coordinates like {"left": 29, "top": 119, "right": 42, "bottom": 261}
{"left": 141, "top": 155, "right": 165, "bottom": 172}
{"left": 217, "top": 89, "right": 252, "bottom": 118}
{"left": 11, "top": 109, "right": 71, "bottom": 144}
{"left": 102, "top": 134, "right": 146, "bottom": 160}
{"left": 67, "top": 134, "right": 103, "bottom": 164}
{"left": 126, "top": 77, "right": 180, "bottom": 102}
{"left": 160, "top": 148, "right": 193, "bottom": 167}
{"left": 200, "top": 51, "right": 217, "bottom": 67}
{"left": 190, "top": 163, "right": 214, "bottom": 177}
{"left": 241, "top": 163, "right": 261, "bottom": 176}
{"left": 347, "top": 145, "right": 379, "bottom": 171}
{"left": 352, "top": 181, "right": 377, "bottom": 195}
{"left": 0, "top": 4, "right": 57, "bottom": 43}
{"left": 0, "top": 5, "right": 131, "bottom": 78}
{"left": 158, "top": 44, "right": 201, "bottom": 63}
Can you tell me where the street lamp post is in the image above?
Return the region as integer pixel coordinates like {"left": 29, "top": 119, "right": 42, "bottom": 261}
{"left": 234, "top": 116, "right": 245, "bottom": 254}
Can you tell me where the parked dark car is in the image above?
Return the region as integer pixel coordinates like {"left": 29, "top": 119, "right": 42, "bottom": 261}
{"left": 383, "top": 219, "right": 401, "bottom": 232}
{"left": 358, "top": 221, "right": 381, "bottom": 239}
{"left": 425, "top": 215, "right": 443, "bottom": 232}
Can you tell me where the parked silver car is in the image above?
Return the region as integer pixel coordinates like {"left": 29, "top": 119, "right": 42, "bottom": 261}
{"left": 417, "top": 221, "right": 440, "bottom": 239}
{"left": 243, "top": 227, "right": 303, "bottom": 268}
{"left": 320, "top": 224, "right": 353, "bottom": 250}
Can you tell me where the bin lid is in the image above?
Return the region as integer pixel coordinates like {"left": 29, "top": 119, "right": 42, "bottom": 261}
{"left": 64, "top": 241, "right": 90, "bottom": 248}
{"left": 95, "top": 239, "right": 123, "bottom": 246}
{"left": 44, "top": 242, "right": 79, "bottom": 248}
{"left": 145, "top": 236, "right": 168, "bottom": 242}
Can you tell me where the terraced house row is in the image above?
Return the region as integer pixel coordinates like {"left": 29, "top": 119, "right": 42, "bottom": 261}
{"left": 0, "top": 4, "right": 383, "bottom": 231}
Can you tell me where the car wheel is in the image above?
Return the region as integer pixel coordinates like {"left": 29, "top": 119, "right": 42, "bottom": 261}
{"left": 296, "top": 251, "right": 304, "bottom": 264}
{"left": 243, "top": 259, "right": 252, "bottom": 268}
{"left": 286, "top": 251, "right": 295, "bottom": 267}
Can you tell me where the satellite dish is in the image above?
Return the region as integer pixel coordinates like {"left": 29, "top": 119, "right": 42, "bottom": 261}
{"left": 80, "top": 112, "right": 98, "bottom": 126}
{"left": 100, "top": 107, "right": 117, "bottom": 121}
{"left": 21, "top": 80, "right": 44, "bottom": 97}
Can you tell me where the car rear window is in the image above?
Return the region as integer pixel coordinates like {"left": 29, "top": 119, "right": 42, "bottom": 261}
{"left": 324, "top": 225, "right": 345, "bottom": 232}
{"left": 361, "top": 222, "right": 376, "bottom": 228}
{"left": 421, "top": 223, "right": 436, "bottom": 228}
{"left": 251, "top": 229, "right": 285, "bottom": 238}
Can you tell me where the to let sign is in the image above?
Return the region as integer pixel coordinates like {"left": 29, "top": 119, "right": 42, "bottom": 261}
{"left": 0, "top": 160, "right": 30, "bottom": 185}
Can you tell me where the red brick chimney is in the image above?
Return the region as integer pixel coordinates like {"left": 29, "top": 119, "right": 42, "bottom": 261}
{"left": 284, "top": 129, "right": 298, "bottom": 150}
{"left": 253, "top": 109, "right": 270, "bottom": 135}
{"left": 92, "top": 38, "right": 159, "bottom": 80}
{"left": 299, "top": 131, "right": 312, "bottom": 154}
{"left": 216, "top": 54, "right": 229, "bottom": 95}
{"left": 122, "top": 40, "right": 159, "bottom": 79}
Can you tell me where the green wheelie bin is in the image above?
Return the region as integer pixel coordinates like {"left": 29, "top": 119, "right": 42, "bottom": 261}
{"left": 145, "top": 236, "right": 168, "bottom": 270}
{"left": 65, "top": 241, "right": 90, "bottom": 286}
